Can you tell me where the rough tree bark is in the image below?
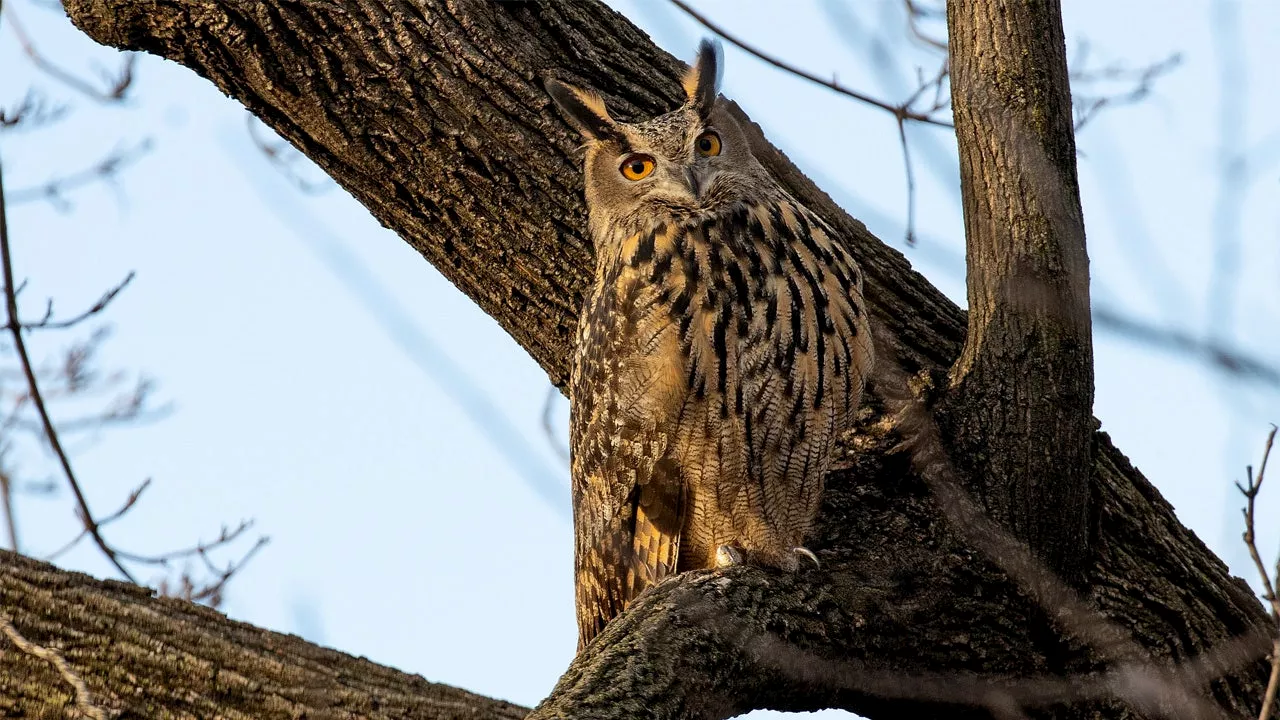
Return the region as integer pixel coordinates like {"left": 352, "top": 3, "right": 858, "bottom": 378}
{"left": 944, "top": 0, "right": 1095, "bottom": 576}
{"left": 0, "top": 550, "right": 528, "bottom": 719}
{"left": 0, "top": 0, "right": 1267, "bottom": 718}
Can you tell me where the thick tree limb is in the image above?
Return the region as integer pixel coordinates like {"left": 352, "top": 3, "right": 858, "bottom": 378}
{"left": 0, "top": 550, "right": 527, "bottom": 719}
{"left": 50, "top": 0, "right": 1277, "bottom": 718}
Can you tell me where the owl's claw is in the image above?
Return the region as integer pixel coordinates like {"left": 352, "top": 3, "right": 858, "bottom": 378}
{"left": 715, "top": 544, "right": 744, "bottom": 567}
{"left": 793, "top": 546, "right": 820, "bottom": 568}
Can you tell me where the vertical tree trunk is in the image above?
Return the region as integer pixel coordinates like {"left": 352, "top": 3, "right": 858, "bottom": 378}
{"left": 946, "top": 0, "right": 1095, "bottom": 575}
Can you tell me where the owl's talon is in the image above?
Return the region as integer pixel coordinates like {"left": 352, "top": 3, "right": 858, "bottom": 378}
{"left": 716, "top": 545, "right": 744, "bottom": 567}
{"left": 793, "top": 546, "right": 820, "bottom": 568}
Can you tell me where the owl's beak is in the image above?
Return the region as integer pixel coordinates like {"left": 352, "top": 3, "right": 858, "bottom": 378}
{"left": 683, "top": 167, "right": 702, "bottom": 199}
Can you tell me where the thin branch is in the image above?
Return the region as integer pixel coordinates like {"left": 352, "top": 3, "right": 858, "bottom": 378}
{"left": 0, "top": 611, "right": 107, "bottom": 720}
{"left": 188, "top": 535, "right": 269, "bottom": 605}
{"left": 9, "top": 140, "right": 152, "bottom": 210}
{"left": 902, "top": 0, "right": 948, "bottom": 51}
{"left": 896, "top": 60, "right": 948, "bottom": 247}
{"left": 0, "top": 157, "right": 136, "bottom": 582}
{"left": 1094, "top": 307, "right": 1280, "bottom": 387}
{"left": 1071, "top": 52, "right": 1182, "bottom": 131}
{"left": 245, "top": 115, "right": 334, "bottom": 194}
{"left": 20, "top": 272, "right": 135, "bottom": 330}
{"left": 45, "top": 478, "right": 151, "bottom": 562}
{"left": 2, "top": 3, "right": 135, "bottom": 103}
{"left": 897, "top": 117, "right": 916, "bottom": 246}
{"left": 0, "top": 88, "right": 68, "bottom": 130}
{"left": 901, "top": 59, "right": 950, "bottom": 112}
{"left": 7, "top": 400, "right": 173, "bottom": 438}
{"left": 1236, "top": 426, "right": 1279, "bottom": 720}
{"left": 1238, "top": 426, "right": 1279, "bottom": 614}
{"left": 156, "top": 534, "right": 270, "bottom": 608}
{"left": 667, "top": 0, "right": 953, "bottom": 128}
{"left": 115, "top": 519, "right": 255, "bottom": 566}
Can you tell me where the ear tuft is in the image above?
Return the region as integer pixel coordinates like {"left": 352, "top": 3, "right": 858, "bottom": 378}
{"left": 682, "top": 39, "right": 721, "bottom": 118}
{"left": 545, "top": 77, "right": 618, "bottom": 141}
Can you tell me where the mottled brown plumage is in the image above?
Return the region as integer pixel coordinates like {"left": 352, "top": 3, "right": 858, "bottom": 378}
{"left": 548, "top": 41, "right": 874, "bottom": 650}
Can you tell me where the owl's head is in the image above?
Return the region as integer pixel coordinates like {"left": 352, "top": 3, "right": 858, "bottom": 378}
{"left": 547, "top": 41, "right": 771, "bottom": 241}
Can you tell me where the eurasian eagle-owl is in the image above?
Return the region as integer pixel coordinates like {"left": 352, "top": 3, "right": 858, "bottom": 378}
{"left": 547, "top": 41, "right": 874, "bottom": 650}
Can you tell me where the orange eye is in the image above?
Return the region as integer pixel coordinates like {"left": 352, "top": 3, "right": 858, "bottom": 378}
{"left": 620, "top": 154, "right": 656, "bottom": 181}
{"left": 695, "top": 131, "right": 721, "bottom": 157}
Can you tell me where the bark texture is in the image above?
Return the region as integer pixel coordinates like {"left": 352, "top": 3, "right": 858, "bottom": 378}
{"left": 27, "top": 0, "right": 1274, "bottom": 718}
{"left": 945, "top": 0, "right": 1095, "bottom": 573}
{"left": 0, "top": 550, "right": 528, "bottom": 719}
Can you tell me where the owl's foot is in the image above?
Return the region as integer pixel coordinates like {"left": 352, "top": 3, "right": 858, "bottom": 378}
{"left": 715, "top": 544, "right": 744, "bottom": 567}
{"left": 792, "top": 546, "right": 820, "bottom": 568}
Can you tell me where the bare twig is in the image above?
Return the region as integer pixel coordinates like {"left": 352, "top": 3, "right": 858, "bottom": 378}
{"left": 45, "top": 478, "right": 151, "bottom": 562}
{"left": 1094, "top": 307, "right": 1280, "bottom": 387}
{"left": 40, "top": 478, "right": 268, "bottom": 609}
{"left": 0, "top": 88, "right": 68, "bottom": 130}
{"left": 5, "top": 397, "right": 172, "bottom": 438}
{"left": 2, "top": 3, "right": 134, "bottom": 103}
{"left": 1236, "top": 425, "right": 1279, "bottom": 720}
{"left": 667, "top": 0, "right": 953, "bottom": 128}
{"left": 9, "top": 141, "right": 152, "bottom": 210}
{"left": 7, "top": 399, "right": 172, "bottom": 438}
{"left": 116, "top": 519, "right": 256, "bottom": 566}
{"left": 1239, "top": 427, "right": 1279, "bottom": 614}
{"left": 0, "top": 611, "right": 107, "bottom": 720}
{"left": 0, "top": 157, "right": 136, "bottom": 582}
{"left": 1071, "top": 50, "right": 1182, "bottom": 131}
{"left": 158, "top": 534, "right": 270, "bottom": 608}
{"left": 246, "top": 116, "right": 333, "bottom": 194}
{"left": 896, "top": 60, "right": 948, "bottom": 247}
{"left": 20, "top": 272, "right": 135, "bottom": 330}
{"left": 901, "top": 59, "right": 950, "bottom": 113}
{"left": 190, "top": 534, "right": 269, "bottom": 605}
{"left": 896, "top": 117, "right": 917, "bottom": 246}
{"left": 902, "top": 0, "right": 948, "bottom": 51}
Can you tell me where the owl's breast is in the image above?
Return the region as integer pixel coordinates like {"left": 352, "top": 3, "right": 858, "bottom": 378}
{"left": 604, "top": 202, "right": 870, "bottom": 409}
{"left": 571, "top": 197, "right": 872, "bottom": 480}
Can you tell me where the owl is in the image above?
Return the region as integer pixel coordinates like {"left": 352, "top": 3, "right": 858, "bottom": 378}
{"left": 547, "top": 41, "right": 874, "bottom": 650}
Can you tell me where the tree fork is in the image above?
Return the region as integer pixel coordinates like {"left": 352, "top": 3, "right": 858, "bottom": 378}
{"left": 31, "top": 0, "right": 1276, "bottom": 717}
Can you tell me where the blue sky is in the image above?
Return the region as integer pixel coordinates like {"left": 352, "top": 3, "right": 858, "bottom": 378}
{"left": 2, "top": 1, "right": 1278, "bottom": 717}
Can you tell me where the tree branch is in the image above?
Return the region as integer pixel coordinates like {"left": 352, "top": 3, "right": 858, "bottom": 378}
{"left": 0, "top": 158, "right": 136, "bottom": 583}
{"left": 944, "top": 0, "right": 1095, "bottom": 574}
{"left": 667, "top": 0, "right": 953, "bottom": 128}
{"left": 1, "top": 3, "right": 135, "bottom": 103}
{"left": 0, "top": 550, "right": 527, "bottom": 719}
{"left": 8, "top": 141, "right": 152, "bottom": 211}
{"left": 1237, "top": 426, "right": 1280, "bottom": 720}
